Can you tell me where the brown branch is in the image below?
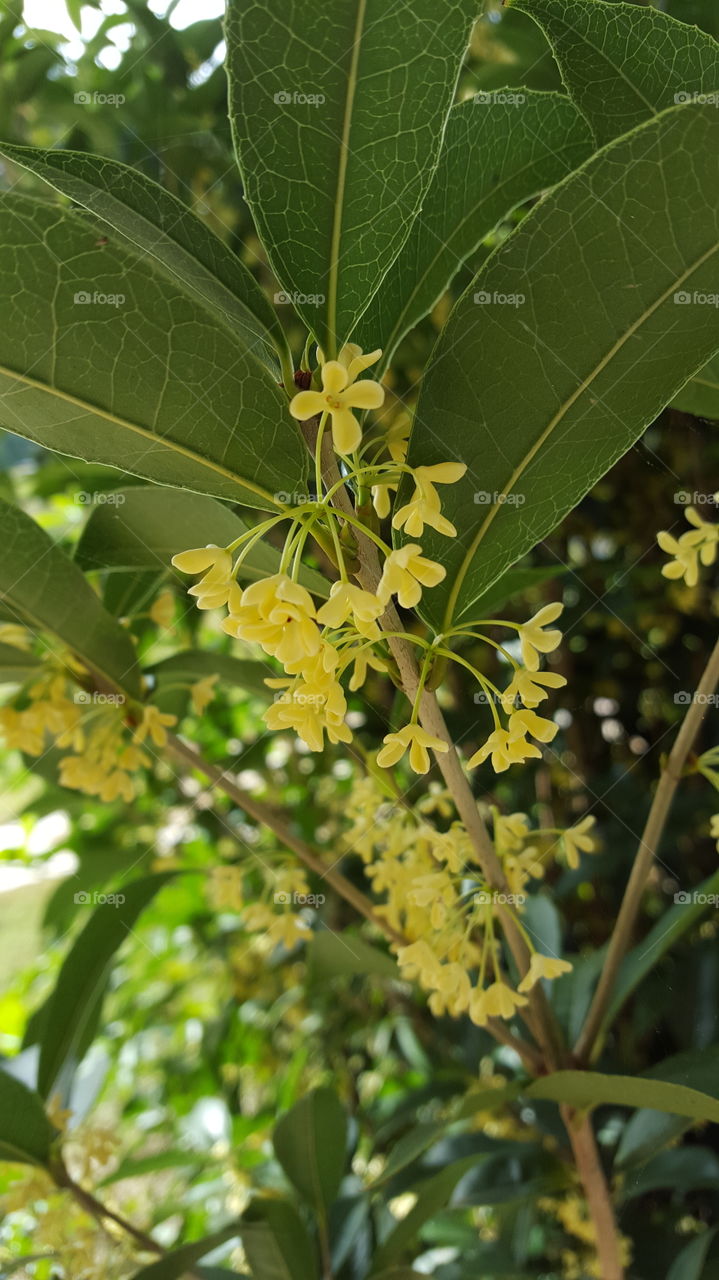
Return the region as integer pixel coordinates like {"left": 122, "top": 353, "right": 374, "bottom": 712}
{"left": 560, "top": 1106, "right": 625, "bottom": 1280}
{"left": 574, "top": 634, "right": 719, "bottom": 1064}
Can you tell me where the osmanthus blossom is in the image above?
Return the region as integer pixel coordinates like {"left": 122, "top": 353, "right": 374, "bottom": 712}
{"left": 392, "top": 461, "right": 467, "bottom": 537}
{"left": 288, "top": 344, "right": 385, "bottom": 454}
{"left": 657, "top": 500, "right": 719, "bottom": 587}
{"left": 377, "top": 723, "right": 449, "bottom": 775}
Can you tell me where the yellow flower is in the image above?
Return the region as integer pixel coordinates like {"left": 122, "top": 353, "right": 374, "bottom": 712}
{"left": 392, "top": 462, "right": 466, "bottom": 538}
{"left": 0, "top": 624, "right": 31, "bottom": 650}
{"left": 317, "top": 341, "right": 382, "bottom": 381}
{"left": 191, "top": 674, "right": 219, "bottom": 715}
{"left": 149, "top": 588, "right": 175, "bottom": 628}
{"left": 517, "top": 952, "right": 573, "bottom": 993}
{"left": 503, "top": 667, "right": 566, "bottom": 708}
{"left": 377, "top": 544, "right": 445, "bottom": 609}
{"left": 289, "top": 356, "right": 385, "bottom": 454}
{"left": 517, "top": 603, "right": 563, "bottom": 671}
{"left": 468, "top": 727, "right": 541, "bottom": 773}
{"left": 316, "top": 581, "right": 383, "bottom": 637}
{"left": 171, "top": 545, "right": 234, "bottom": 610}
{"left": 347, "top": 646, "right": 387, "bottom": 691}
{"left": 508, "top": 707, "right": 558, "bottom": 744}
{"left": 207, "top": 865, "right": 244, "bottom": 912}
{"left": 224, "top": 573, "right": 321, "bottom": 666}
{"left": 658, "top": 507, "right": 718, "bottom": 587}
{"left": 135, "top": 704, "right": 177, "bottom": 748}
{"left": 711, "top": 813, "right": 719, "bottom": 850}
{"left": 376, "top": 722, "right": 448, "bottom": 774}
{"left": 264, "top": 677, "right": 351, "bottom": 752}
{"left": 469, "top": 980, "right": 528, "bottom": 1026}
{"left": 561, "top": 815, "right": 597, "bottom": 869}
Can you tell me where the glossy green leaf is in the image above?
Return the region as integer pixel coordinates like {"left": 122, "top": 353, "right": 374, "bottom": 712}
{"left": 527, "top": 1067, "right": 719, "bottom": 1122}
{"left": 616, "top": 1045, "right": 719, "bottom": 1169}
{"left": 667, "top": 1227, "right": 719, "bottom": 1280}
{"left": 602, "top": 866, "right": 719, "bottom": 1033}
{"left": 406, "top": 104, "right": 719, "bottom": 628}
{"left": 0, "top": 639, "right": 42, "bottom": 683}
{"left": 356, "top": 91, "right": 593, "bottom": 364}
{"left": 129, "top": 1224, "right": 240, "bottom": 1279}
{"left": 241, "top": 1198, "right": 317, "bottom": 1280}
{"left": 0, "top": 194, "right": 304, "bottom": 509}
{"left": 309, "top": 930, "right": 399, "bottom": 981}
{"left": 0, "top": 497, "right": 141, "bottom": 697}
{"left": 273, "top": 1086, "right": 348, "bottom": 1214}
{"left": 226, "top": 0, "right": 477, "bottom": 354}
{"left": 672, "top": 351, "right": 719, "bottom": 417}
{"left": 620, "top": 1146, "right": 719, "bottom": 1201}
{"left": 38, "top": 873, "right": 176, "bottom": 1099}
{"left": 510, "top": 0, "right": 719, "bottom": 145}
{"left": 373, "top": 1155, "right": 481, "bottom": 1268}
{"left": 462, "top": 565, "right": 565, "bottom": 622}
{"left": 0, "top": 142, "right": 289, "bottom": 373}
{"left": 75, "top": 486, "right": 329, "bottom": 596}
{"left": 0, "top": 1070, "right": 56, "bottom": 1166}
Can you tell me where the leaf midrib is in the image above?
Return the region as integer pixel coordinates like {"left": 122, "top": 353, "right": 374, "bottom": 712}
{"left": 0, "top": 363, "right": 279, "bottom": 508}
{"left": 327, "top": 0, "right": 368, "bottom": 354}
{"left": 446, "top": 237, "right": 719, "bottom": 626}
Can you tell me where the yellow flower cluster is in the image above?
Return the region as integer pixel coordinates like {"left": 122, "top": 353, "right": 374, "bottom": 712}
{"left": 206, "top": 861, "right": 315, "bottom": 952}
{"left": 658, "top": 500, "right": 718, "bottom": 586}
{"left": 173, "top": 342, "right": 568, "bottom": 783}
{"left": 338, "top": 778, "right": 582, "bottom": 1026}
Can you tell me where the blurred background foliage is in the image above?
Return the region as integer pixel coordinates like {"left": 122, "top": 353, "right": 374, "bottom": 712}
{"left": 0, "top": 0, "right": 719, "bottom": 1277}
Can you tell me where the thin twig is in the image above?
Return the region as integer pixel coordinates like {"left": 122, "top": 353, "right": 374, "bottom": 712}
{"left": 560, "top": 1106, "right": 624, "bottom": 1280}
{"left": 574, "top": 634, "right": 719, "bottom": 1064}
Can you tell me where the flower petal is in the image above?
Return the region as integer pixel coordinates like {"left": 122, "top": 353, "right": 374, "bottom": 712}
{"left": 342, "top": 379, "right": 385, "bottom": 410}
{"left": 289, "top": 389, "right": 326, "bottom": 421}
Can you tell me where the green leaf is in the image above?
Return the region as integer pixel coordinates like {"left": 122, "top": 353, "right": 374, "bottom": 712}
{"left": 667, "top": 1227, "right": 719, "bottom": 1280}
{"left": 241, "top": 1198, "right": 317, "bottom": 1280}
{"left": 38, "top": 873, "right": 176, "bottom": 1100}
{"left": 273, "top": 1086, "right": 348, "bottom": 1214}
{"left": 129, "top": 1224, "right": 240, "bottom": 1279}
{"left": 620, "top": 1146, "right": 719, "bottom": 1201}
{"left": 225, "top": 0, "right": 477, "bottom": 354}
{"left": 0, "top": 194, "right": 304, "bottom": 509}
{"left": 0, "top": 498, "right": 141, "bottom": 697}
{"left": 372, "top": 1155, "right": 481, "bottom": 1268}
{"left": 149, "top": 650, "right": 273, "bottom": 705}
{"left": 75, "top": 486, "right": 329, "bottom": 596}
{"left": 615, "top": 1046, "right": 719, "bottom": 1169}
{"left": 0, "top": 640, "right": 42, "bottom": 683}
{"left": 510, "top": 0, "right": 719, "bottom": 145}
{"left": 0, "top": 1070, "right": 56, "bottom": 1166}
{"left": 464, "top": 565, "right": 565, "bottom": 622}
{"left": 99, "top": 1149, "right": 207, "bottom": 1186}
{"left": 527, "top": 1067, "right": 719, "bottom": 1123}
{"left": 309, "top": 930, "right": 399, "bottom": 981}
{"left": 672, "top": 351, "right": 719, "bottom": 417}
{"left": 0, "top": 143, "right": 289, "bottom": 374}
{"left": 0, "top": 1257, "right": 57, "bottom": 1278}
{"left": 406, "top": 104, "right": 719, "bottom": 628}
{"left": 356, "top": 91, "right": 593, "bottom": 364}
{"left": 602, "top": 865, "right": 719, "bottom": 1033}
